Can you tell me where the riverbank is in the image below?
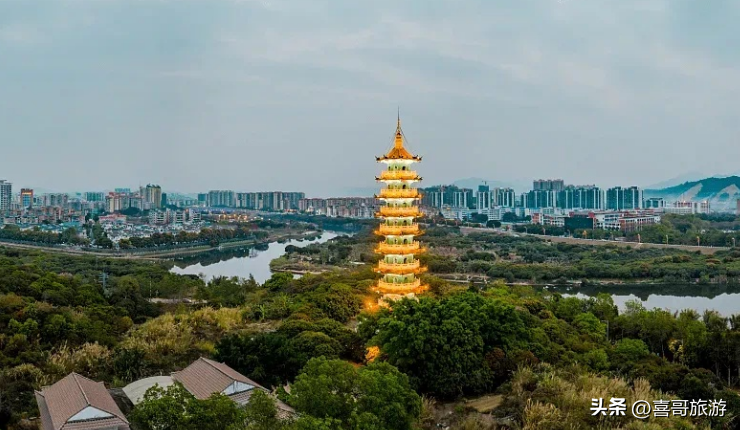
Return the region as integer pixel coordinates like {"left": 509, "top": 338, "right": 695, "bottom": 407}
{"left": 170, "top": 231, "right": 342, "bottom": 283}
{"left": 0, "top": 230, "right": 321, "bottom": 260}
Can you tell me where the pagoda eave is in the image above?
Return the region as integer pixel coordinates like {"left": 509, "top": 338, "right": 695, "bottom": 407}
{"left": 376, "top": 177, "right": 422, "bottom": 182}
{"left": 377, "top": 158, "right": 421, "bottom": 164}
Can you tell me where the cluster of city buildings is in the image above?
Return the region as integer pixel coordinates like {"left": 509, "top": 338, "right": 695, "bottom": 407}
{"left": 0, "top": 181, "right": 208, "bottom": 243}
{"left": 0, "top": 175, "right": 721, "bottom": 235}
{"left": 0, "top": 182, "right": 166, "bottom": 220}
{"left": 197, "top": 191, "right": 305, "bottom": 211}
{"left": 95, "top": 211, "right": 205, "bottom": 244}
{"left": 420, "top": 179, "right": 713, "bottom": 232}
{"left": 299, "top": 197, "right": 378, "bottom": 218}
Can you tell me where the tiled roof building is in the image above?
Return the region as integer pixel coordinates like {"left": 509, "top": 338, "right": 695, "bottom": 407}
{"left": 172, "top": 357, "right": 295, "bottom": 417}
{"left": 34, "top": 373, "right": 130, "bottom": 430}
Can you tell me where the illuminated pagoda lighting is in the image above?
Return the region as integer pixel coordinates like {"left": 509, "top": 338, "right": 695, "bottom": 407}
{"left": 373, "top": 112, "right": 428, "bottom": 306}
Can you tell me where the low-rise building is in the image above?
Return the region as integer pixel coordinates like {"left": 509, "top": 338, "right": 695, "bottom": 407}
{"left": 532, "top": 210, "right": 661, "bottom": 232}
{"left": 122, "top": 357, "right": 294, "bottom": 418}
{"left": 35, "top": 373, "right": 130, "bottom": 430}
{"left": 663, "top": 201, "right": 711, "bottom": 215}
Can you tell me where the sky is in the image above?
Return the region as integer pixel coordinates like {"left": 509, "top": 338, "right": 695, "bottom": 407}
{"left": 2, "top": 0, "right": 740, "bottom": 197}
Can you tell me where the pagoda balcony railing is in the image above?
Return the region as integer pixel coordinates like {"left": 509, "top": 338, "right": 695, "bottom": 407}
{"left": 375, "top": 224, "right": 420, "bottom": 235}
{"left": 377, "top": 206, "right": 420, "bottom": 217}
{"left": 376, "top": 171, "right": 421, "bottom": 181}
{"left": 376, "top": 278, "right": 422, "bottom": 294}
{"left": 376, "top": 260, "right": 424, "bottom": 274}
{"left": 376, "top": 242, "right": 423, "bottom": 254}
{"left": 376, "top": 189, "right": 420, "bottom": 199}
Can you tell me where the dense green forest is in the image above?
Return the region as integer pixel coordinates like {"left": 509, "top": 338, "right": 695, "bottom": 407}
{"left": 5, "top": 227, "right": 740, "bottom": 429}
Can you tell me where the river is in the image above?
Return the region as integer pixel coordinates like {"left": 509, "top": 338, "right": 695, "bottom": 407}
{"left": 168, "top": 232, "right": 740, "bottom": 316}
{"left": 554, "top": 284, "right": 740, "bottom": 316}
{"left": 170, "top": 231, "right": 342, "bottom": 283}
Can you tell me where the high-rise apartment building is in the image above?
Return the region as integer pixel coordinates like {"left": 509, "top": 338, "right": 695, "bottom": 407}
{"left": 106, "top": 193, "right": 131, "bottom": 212}
{"left": 0, "top": 180, "right": 11, "bottom": 212}
{"left": 533, "top": 179, "right": 565, "bottom": 192}
{"left": 606, "top": 186, "right": 643, "bottom": 211}
{"left": 20, "top": 188, "right": 34, "bottom": 208}
{"left": 43, "top": 193, "right": 68, "bottom": 208}
{"left": 476, "top": 184, "right": 491, "bottom": 212}
{"left": 557, "top": 186, "right": 604, "bottom": 210}
{"left": 143, "top": 185, "right": 163, "bottom": 209}
{"left": 85, "top": 192, "right": 105, "bottom": 202}
{"left": 521, "top": 190, "right": 557, "bottom": 209}
{"left": 207, "top": 190, "right": 236, "bottom": 207}
{"left": 493, "top": 188, "right": 516, "bottom": 208}
{"left": 235, "top": 192, "right": 305, "bottom": 211}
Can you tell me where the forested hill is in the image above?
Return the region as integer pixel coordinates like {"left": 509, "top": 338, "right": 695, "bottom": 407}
{"left": 645, "top": 176, "right": 740, "bottom": 212}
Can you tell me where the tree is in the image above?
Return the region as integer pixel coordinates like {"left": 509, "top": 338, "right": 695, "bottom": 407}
{"left": 354, "top": 362, "right": 422, "bottom": 430}
{"left": 129, "top": 383, "right": 193, "bottom": 430}
{"left": 290, "top": 357, "right": 357, "bottom": 423}
{"left": 306, "top": 283, "right": 362, "bottom": 323}
{"left": 130, "top": 383, "right": 247, "bottom": 430}
{"left": 244, "top": 389, "right": 283, "bottom": 430}
{"left": 611, "top": 338, "right": 650, "bottom": 371}
{"left": 572, "top": 312, "right": 606, "bottom": 341}
{"left": 289, "top": 357, "right": 421, "bottom": 430}
{"left": 370, "top": 293, "right": 528, "bottom": 398}
{"left": 264, "top": 272, "right": 294, "bottom": 292}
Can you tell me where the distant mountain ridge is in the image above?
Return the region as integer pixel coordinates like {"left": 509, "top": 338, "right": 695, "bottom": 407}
{"left": 644, "top": 171, "right": 708, "bottom": 190}
{"left": 645, "top": 176, "right": 740, "bottom": 212}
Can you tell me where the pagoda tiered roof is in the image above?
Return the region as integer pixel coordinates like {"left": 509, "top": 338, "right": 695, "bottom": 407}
{"left": 376, "top": 117, "right": 422, "bottom": 162}
{"left": 376, "top": 242, "right": 424, "bottom": 255}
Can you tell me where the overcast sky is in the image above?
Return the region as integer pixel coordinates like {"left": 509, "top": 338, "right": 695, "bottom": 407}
{"left": 1, "top": 0, "right": 739, "bottom": 197}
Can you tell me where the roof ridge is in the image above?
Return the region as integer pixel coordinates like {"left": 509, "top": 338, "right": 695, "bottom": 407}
{"left": 71, "top": 374, "right": 91, "bottom": 407}
{"left": 200, "top": 357, "right": 236, "bottom": 381}
{"left": 68, "top": 373, "right": 128, "bottom": 424}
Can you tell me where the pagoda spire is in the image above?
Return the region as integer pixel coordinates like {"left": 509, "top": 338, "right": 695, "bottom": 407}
{"left": 394, "top": 109, "right": 404, "bottom": 148}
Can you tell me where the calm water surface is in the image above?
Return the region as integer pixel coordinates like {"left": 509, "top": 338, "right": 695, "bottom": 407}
{"left": 171, "top": 234, "right": 740, "bottom": 316}
{"left": 559, "top": 287, "right": 740, "bottom": 316}
{"left": 170, "top": 231, "right": 342, "bottom": 283}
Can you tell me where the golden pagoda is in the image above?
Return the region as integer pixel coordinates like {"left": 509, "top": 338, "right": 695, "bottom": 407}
{"left": 373, "top": 113, "right": 428, "bottom": 305}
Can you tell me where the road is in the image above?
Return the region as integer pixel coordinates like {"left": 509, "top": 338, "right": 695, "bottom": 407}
{"left": 0, "top": 231, "right": 319, "bottom": 260}
{"left": 459, "top": 227, "right": 729, "bottom": 255}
